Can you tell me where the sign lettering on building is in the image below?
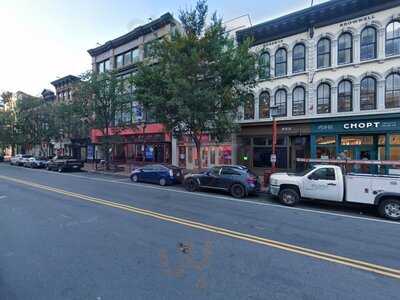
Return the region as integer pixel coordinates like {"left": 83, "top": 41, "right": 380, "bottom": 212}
{"left": 340, "top": 15, "right": 375, "bottom": 27}
{"left": 343, "top": 122, "right": 381, "bottom": 130}
{"left": 265, "top": 39, "right": 284, "bottom": 47}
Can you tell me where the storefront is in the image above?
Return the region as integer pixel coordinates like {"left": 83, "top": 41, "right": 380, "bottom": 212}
{"left": 237, "top": 121, "right": 311, "bottom": 174}
{"left": 90, "top": 124, "right": 172, "bottom": 165}
{"left": 177, "top": 134, "right": 232, "bottom": 170}
{"left": 311, "top": 114, "right": 400, "bottom": 162}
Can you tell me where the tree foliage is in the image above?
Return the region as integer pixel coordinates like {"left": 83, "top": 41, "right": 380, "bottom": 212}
{"left": 133, "top": 0, "right": 256, "bottom": 168}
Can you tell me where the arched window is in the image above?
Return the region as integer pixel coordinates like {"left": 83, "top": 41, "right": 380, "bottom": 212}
{"left": 244, "top": 94, "right": 255, "bottom": 120}
{"left": 292, "top": 86, "right": 305, "bottom": 116}
{"left": 317, "top": 83, "right": 331, "bottom": 114}
{"left": 360, "top": 77, "right": 377, "bottom": 110}
{"left": 259, "top": 92, "right": 270, "bottom": 119}
{"left": 386, "top": 21, "right": 400, "bottom": 56}
{"left": 386, "top": 73, "right": 400, "bottom": 108}
{"left": 259, "top": 52, "right": 270, "bottom": 79}
{"left": 337, "top": 80, "right": 353, "bottom": 112}
{"left": 275, "top": 48, "right": 287, "bottom": 77}
{"left": 361, "top": 27, "right": 377, "bottom": 61}
{"left": 293, "top": 44, "right": 306, "bottom": 73}
{"left": 274, "top": 89, "right": 287, "bottom": 117}
{"left": 317, "top": 38, "right": 331, "bottom": 68}
{"left": 338, "top": 33, "right": 353, "bottom": 65}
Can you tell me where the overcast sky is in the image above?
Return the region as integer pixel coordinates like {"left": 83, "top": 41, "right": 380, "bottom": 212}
{"left": 0, "top": 0, "right": 328, "bottom": 96}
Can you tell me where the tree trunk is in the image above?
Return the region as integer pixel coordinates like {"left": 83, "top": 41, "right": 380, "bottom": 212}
{"left": 193, "top": 135, "right": 202, "bottom": 172}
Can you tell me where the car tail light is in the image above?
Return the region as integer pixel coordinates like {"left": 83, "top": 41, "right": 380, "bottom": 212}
{"left": 169, "top": 170, "right": 173, "bottom": 177}
{"left": 247, "top": 176, "right": 257, "bottom": 184}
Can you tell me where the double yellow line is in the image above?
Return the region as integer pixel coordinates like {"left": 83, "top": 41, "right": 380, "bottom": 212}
{"left": 2, "top": 174, "right": 400, "bottom": 280}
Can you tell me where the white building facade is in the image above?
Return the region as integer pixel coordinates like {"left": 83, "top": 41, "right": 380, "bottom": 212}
{"left": 236, "top": 0, "right": 400, "bottom": 173}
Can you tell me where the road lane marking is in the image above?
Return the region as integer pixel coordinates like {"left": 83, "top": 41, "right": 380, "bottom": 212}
{"left": 2, "top": 164, "right": 399, "bottom": 225}
{"left": 1, "top": 174, "right": 400, "bottom": 280}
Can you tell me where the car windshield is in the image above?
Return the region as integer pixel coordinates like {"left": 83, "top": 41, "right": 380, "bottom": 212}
{"left": 22, "top": 155, "right": 33, "bottom": 158}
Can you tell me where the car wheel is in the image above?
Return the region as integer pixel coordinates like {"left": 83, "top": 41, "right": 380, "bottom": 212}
{"left": 379, "top": 199, "right": 400, "bottom": 221}
{"left": 279, "top": 188, "right": 300, "bottom": 206}
{"left": 185, "top": 178, "right": 199, "bottom": 192}
{"left": 230, "top": 183, "right": 246, "bottom": 198}
{"left": 58, "top": 167, "right": 64, "bottom": 173}
{"left": 159, "top": 178, "right": 168, "bottom": 186}
{"left": 131, "top": 175, "right": 139, "bottom": 183}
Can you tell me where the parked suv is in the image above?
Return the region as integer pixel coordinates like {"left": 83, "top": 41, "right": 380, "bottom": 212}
{"left": 184, "top": 165, "right": 260, "bottom": 198}
{"left": 24, "top": 157, "right": 48, "bottom": 168}
{"left": 46, "top": 156, "right": 83, "bottom": 172}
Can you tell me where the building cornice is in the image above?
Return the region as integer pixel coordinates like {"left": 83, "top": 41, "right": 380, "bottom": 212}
{"left": 237, "top": 0, "right": 400, "bottom": 47}
{"left": 87, "top": 13, "right": 177, "bottom": 57}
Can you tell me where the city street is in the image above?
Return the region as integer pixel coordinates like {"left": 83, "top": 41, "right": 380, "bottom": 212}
{"left": 0, "top": 164, "right": 399, "bottom": 299}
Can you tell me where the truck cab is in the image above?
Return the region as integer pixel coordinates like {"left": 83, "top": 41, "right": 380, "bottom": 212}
{"left": 270, "top": 164, "right": 400, "bottom": 220}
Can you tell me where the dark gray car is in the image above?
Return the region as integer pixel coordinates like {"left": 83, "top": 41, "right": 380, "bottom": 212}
{"left": 184, "top": 165, "right": 260, "bottom": 198}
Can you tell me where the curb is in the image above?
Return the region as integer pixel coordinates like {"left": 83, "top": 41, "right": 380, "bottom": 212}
{"left": 83, "top": 169, "right": 131, "bottom": 180}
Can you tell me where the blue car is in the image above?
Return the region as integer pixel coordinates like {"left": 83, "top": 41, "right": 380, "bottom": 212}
{"left": 130, "top": 164, "right": 184, "bottom": 186}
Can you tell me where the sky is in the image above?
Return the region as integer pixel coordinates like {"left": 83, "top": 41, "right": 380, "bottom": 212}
{"left": 0, "top": 0, "right": 328, "bottom": 96}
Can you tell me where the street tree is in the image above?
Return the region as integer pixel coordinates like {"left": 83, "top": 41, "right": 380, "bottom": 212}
{"left": 74, "top": 71, "right": 135, "bottom": 167}
{"left": 133, "top": 0, "right": 256, "bottom": 169}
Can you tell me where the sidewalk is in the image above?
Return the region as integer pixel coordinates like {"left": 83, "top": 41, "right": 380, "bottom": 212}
{"left": 82, "top": 163, "right": 269, "bottom": 193}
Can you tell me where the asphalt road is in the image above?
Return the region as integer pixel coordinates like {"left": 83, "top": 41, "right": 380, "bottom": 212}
{"left": 0, "top": 163, "right": 399, "bottom": 300}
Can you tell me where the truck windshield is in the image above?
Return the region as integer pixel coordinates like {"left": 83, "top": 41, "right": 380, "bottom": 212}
{"left": 295, "top": 166, "right": 316, "bottom": 176}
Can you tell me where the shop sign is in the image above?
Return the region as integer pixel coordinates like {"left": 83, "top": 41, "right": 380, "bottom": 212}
{"left": 313, "top": 118, "right": 400, "bottom": 133}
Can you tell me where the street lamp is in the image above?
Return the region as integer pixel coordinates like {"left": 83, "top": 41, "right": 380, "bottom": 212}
{"left": 270, "top": 105, "right": 280, "bottom": 173}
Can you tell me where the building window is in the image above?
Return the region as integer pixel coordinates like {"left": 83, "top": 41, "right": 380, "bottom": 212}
{"left": 317, "top": 83, "right": 331, "bottom": 114}
{"left": 275, "top": 48, "right": 287, "bottom": 77}
{"left": 385, "top": 73, "right": 400, "bottom": 108}
{"left": 259, "top": 52, "right": 270, "bottom": 79}
{"left": 97, "top": 59, "right": 110, "bottom": 73}
{"left": 360, "top": 27, "right": 377, "bottom": 61}
{"left": 292, "top": 44, "right": 306, "bottom": 73}
{"left": 274, "top": 89, "right": 287, "bottom": 117}
{"left": 360, "top": 77, "right": 377, "bottom": 110}
{"left": 259, "top": 91, "right": 270, "bottom": 119}
{"left": 316, "top": 136, "right": 336, "bottom": 159}
{"left": 292, "top": 86, "right": 305, "bottom": 116}
{"left": 244, "top": 94, "right": 255, "bottom": 120}
{"left": 338, "top": 33, "right": 353, "bottom": 65}
{"left": 317, "top": 38, "right": 331, "bottom": 68}
{"left": 337, "top": 80, "right": 353, "bottom": 112}
{"left": 386, "top": 21, "right": 400, "bottom": 57}
{"left": 115, "top": 48, "right": 140, "bottom": 69}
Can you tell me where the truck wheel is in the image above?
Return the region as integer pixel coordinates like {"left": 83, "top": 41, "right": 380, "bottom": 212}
{"left": 185, "top": 178, "right": 199, "bottom": 192}
{"left": 230, "top": 184, "right": 246, "bottom": 198}
{"left": 279, "top": 188, "right": 300, "bottom": 206}
{"left": 378, "top": 199, "right": 400, "bottom": 221}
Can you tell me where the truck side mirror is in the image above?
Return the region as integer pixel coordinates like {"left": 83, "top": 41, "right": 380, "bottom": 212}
{"left": 308, "top": 174, "right": 318, "bottom": 181}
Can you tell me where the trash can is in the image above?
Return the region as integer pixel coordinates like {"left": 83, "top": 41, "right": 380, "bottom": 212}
{"left": 264, "top": 169, "right": 273, "bottom": 187}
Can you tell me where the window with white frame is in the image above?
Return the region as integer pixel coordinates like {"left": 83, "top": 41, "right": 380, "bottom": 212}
{"left": 317, "top": 83, "right": 331, "bottom": 114}
{"left": 274, "top": 89, "right": 287, "bottom": 117}
{"left": 292, "top": 44, "right": 306, "bottom": 73}
{"left": 244, "top": 94, "right": 255, "bottom": 120}
{"left": 337, "top": 80, "right": 353, "bottom": 112}
{"left": 259, "top": 52, "right": 270, "bottom": 79}
{"left": 360, "top": 27, "right": 377, "bottom": 61}
{"left": 386, "top": 21, "right": 400, "bottom": 57}
{"left": 338, "top": 33, "right": 353, "bottom": 65}
{"left": 317, "top": 38, "right": 331, "bottom": 68}
{"left": 275, "top": 48, "right": 287, "bottom": 77}
{"left": 360, "top": 77, "right": 377, "bottom": 110}
{"left": 386, "top": 73, "right": 400, "bottom": 108}
{"left": 292, "top": 86, "right": 305, "bottom": 116}
{"left": 259, "top": 91, "right": 270, "bottom": 119}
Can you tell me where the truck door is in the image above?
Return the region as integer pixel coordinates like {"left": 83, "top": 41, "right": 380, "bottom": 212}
{"left": 303, "top": 167, "right": 341, "bottom": 202}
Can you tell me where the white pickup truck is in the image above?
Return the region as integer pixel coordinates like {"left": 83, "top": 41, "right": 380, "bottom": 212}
{"left": 269, "top": 165, "right": 400, "bottom": 220}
